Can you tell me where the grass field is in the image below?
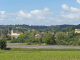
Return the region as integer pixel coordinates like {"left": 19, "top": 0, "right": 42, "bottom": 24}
{"left": 0, "top": 48, "right": 80, "bottom": 60}
{"left": 1, "top": 51, "right": 80, "bottom": 60}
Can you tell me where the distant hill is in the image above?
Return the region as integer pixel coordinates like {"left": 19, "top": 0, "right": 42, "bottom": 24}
{"left": 55, "top": 24, "right": 75, "bottom": 28}
{"left": 0, "top": 24, "right": 80, "bottom": 30}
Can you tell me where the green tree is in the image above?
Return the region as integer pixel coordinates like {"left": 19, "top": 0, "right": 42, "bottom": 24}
{"left": 42, "top": 32, "right": 56, "bottom": 45}
{"left": 2, "top": 28, "right": 8, "bottom": 38}
{"left": 18, "top": 34, "right": 26, "bottom": 39}
{"left": 17, "top": 34, "right": 28, "bottom": 43}
{"left": 56, "top": 32, "right": 65, "bottom": 44}
{"left": 0, "top": 39, "right": 6, "bottom": 49}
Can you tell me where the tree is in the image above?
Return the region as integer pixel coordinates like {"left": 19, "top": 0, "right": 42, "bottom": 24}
{"left": 0, "top": 39, "right": 6, "bottom": 49}
{"left": 18, "top": 34, "right": 26, "bottom": 39}
{"left": 55, "top": 32, "right": 65, "bottom": 44}
{"left": 17, "top": 34, "right": 28, "bottom": 43}
{"left": 1, "top": 28, "right": 8, "bottom": 38}
{"left": 42, "top": 32, "right": 56, "bottom": 45}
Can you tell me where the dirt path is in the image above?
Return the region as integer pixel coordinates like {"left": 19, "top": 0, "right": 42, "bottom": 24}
{"left": 7, "top": 45, "right": 80, "bottom": 49}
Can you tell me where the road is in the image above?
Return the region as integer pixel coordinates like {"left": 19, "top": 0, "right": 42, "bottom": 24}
{"left": 7, "top": 45, "right": 80, "bottom": 49}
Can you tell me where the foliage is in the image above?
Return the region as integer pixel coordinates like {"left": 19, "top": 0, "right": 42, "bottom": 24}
{"left": 5, "top": 24, "right": 80, "bottom": 45}
{"left": 0, "top": 39, "right": 6, "bottom": 49}
{"left": 26, "top": 42, "right": 31, "bottom": 45}
{"left": 43, "top": 32, "right": 56, "bottom": 45}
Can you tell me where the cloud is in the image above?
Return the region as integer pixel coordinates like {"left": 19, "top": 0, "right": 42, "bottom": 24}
{"left": 0, "top": 11, "right": 7, "bottom": 20}
{"left": 11, "top": 7, "right": 53, "bottom": 25}
{"left": 62, "top": 4, "right": 80, "bottom": 13}
{"left": 70, "top": 7, "right": 80, "bottom": 13}
{"left": 0, "top": 8, "right": 53, "bottom": 25}
{"left": 53, "top": 3, "right": 80, "bottom": 25}
{"left": 77, "top": 0, "right": 80, "bottom": 4}
{"left": 60, "top": 4, "right": 80, "bottom": 20}
{"left": 62, "top": 4, "right": 69, "bottom": 12}
{"left": 16, "top": 8, "right": 53, "bottom": 21}
{"left": 0, "top": 5, "right": 80, "bottom": 25}
{"left": 42, "top": 7, "right": 50, "bottom": 12}
{"left": 0, "top": 11, "right": 5, "bottom": 14}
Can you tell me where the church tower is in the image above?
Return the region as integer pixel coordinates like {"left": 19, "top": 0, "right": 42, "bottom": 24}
{"left": 11, "top": 29, "right": 13, "bottom": 35}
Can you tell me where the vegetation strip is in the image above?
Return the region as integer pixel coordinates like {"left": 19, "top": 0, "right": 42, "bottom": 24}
{"left": 3, "top": 48, "right": 80, "bottom": 51}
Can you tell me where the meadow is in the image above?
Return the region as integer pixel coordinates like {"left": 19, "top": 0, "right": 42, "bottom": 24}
{"left": 0, "top": 48, "right": 80, "bottom": 60}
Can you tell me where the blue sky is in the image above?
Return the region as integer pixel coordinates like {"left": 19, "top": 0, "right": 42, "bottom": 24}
{"left": 0, "top": 0, "right": 80, "bottom": 25}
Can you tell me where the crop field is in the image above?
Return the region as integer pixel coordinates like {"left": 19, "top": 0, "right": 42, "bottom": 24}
{"left": 0, "top": 48, "right": 80, "bottom": 60}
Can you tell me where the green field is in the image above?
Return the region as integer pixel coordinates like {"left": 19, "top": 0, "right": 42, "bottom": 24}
{"left": 1, "top": 51, "right": 80, "bottom": 60}
{"left": 0, "top": 48, "right": 80, "bottom": 60}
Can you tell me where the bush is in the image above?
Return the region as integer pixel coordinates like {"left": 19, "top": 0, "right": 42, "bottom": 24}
{"left": 26, "top": 42, "right": 31, "bottom": 45}
{"left": 0, "top": 39, "right": 7, "bottom": 49}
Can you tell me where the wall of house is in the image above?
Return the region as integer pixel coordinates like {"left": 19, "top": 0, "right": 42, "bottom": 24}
{"left": 75, "top": 31, "right": 80, "bottom": 33}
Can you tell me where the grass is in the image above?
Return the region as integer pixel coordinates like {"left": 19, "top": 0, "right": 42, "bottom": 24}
{"left": 7, "top": 43, "right": 46, "bottom": 45}
{"left": 6, "top": 48, "right": 80, "bottom": 51}
{"left": 7, "top": 40, "right": 47, "bottom": 45}
{"left": 0, "top": 48, "right": 80, "bottom": 60}
{"left": 0, "top": 51, "right": 80, "bottom": 60}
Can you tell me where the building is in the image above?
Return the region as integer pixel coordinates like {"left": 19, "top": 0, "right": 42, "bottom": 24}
{"left": 11, "top": 29, "right": 23, "bottom": 38}
{"left": 35, "top": 33, "right": 40, "bottom": 36}
{"left": 41, "top": 32, "right": 45, "bottom": 35}
{"left": 75, "top": 29, "right": 80, "bottom": 33}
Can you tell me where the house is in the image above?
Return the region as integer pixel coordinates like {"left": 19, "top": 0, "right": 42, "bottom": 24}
{"left": 75, "top": 29, "right": 80, "bottom": 33}
{"left": 35, "top": 33, "right": 40, "bottom": 36}
{"left": 7, "top": 33, "right": 11, "bottom": 36}
{"left": 41, "top": 32, "right": 45, "bottom": 35}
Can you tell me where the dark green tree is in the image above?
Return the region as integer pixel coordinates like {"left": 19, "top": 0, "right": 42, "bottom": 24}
{"left": 0, "top": 39, "right": 7, "bottom": 49}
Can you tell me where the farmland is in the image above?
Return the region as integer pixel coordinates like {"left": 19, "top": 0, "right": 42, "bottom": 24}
{"left": 0, "top": 48, "right": 80, "bottom": 60}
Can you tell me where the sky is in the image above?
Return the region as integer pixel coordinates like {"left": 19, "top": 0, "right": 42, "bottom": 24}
{"left": 0, "top": 0, "right": 80, "bottom": 26}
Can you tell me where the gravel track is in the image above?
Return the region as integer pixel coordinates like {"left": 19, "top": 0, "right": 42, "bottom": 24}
{"left": 7, "top": 45, "right": 80, "bottom": 49}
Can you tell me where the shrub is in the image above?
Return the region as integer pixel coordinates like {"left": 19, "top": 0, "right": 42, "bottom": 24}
{"left": 26, "top": 42, "right": 31, "bottom": 45}
{"left": 0, "top": 39, "right": 7, "bottom": 49}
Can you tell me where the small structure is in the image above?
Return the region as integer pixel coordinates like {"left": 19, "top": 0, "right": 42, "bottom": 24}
{"left": 35, "top": 33, "right": 40, "bottom": 36}
{"left": 41, "top": 32, "right": 45, "bottom": 35}
{"left": 7, "top": 33, "right": 11, "bottom": 36}
{"left": 75, "top": 29, "right": 80, "bottom": 33}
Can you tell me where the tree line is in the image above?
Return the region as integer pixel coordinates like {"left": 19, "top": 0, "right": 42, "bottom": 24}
{"left": 10, "top": 30, "right": 80, "bottom": 45}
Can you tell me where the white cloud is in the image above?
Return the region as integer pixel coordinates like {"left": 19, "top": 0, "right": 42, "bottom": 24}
{"left": 42, "top": 7, "right": 50, "bottom": 12}
{"left": 62, "top": 4, "right": 80, "bottom": 13}
{"left": 18, "top": 10, "right": 32, "bottom": 18}
{"left": 70, "top": 7, "right": 80, "bottom": 13}
{"left": 62, "top": 4, "right": 69, "bottom": 12}
{"left": 0, "top": 8, "right": 53, "bottom": 25}
{"left": 77, "top": 0, "right": 80, "bottom": 4}
{"left": 0, "top": 11, "right": 7, "bottom": 20}
{"left": 16, "top": 8, "right": 53, "bottom": 22}
{"left": 0, "top": 11, "right": 5, "bottom": 14}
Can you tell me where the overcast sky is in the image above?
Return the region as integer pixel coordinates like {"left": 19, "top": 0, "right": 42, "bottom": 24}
{"left": 0, "top": 0, "right": 80, "bottom": 26}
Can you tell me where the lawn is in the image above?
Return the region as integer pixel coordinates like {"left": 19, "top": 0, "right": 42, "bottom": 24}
{"left": 0, "top": 48, "right": 80, "bottom": 60}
